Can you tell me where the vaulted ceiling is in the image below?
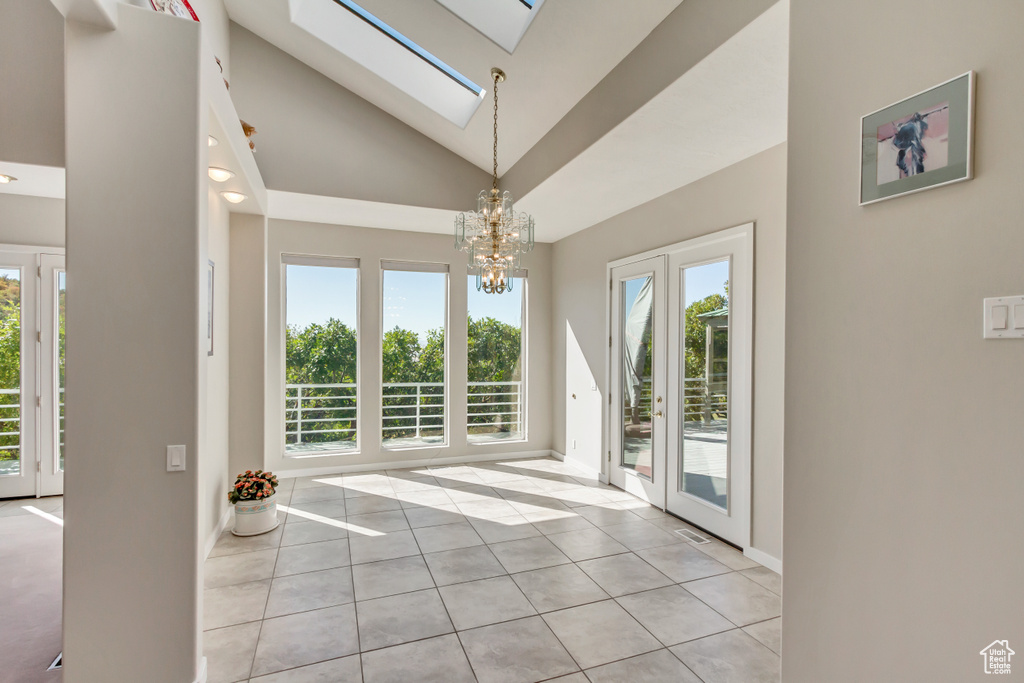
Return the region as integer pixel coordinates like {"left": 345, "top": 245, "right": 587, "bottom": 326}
{"left": 223, "top": 0, "right": 789, "bottom": 241}
{"left": 223, "top": 0, "right": 686, "bottom": 175}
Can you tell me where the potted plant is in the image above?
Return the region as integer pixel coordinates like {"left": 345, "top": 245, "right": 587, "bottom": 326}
{"left": 228, "top": 469, "right": 280, "bottom": 536}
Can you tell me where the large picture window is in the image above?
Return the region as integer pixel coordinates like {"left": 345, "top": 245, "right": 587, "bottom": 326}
{"left": 283, "top": 255, "right": 359, "bottom": 454}
{"left": 467, "top": 273, "right": 525, "bottom": 443}
{"left": 381, "top": 262, "right": 448, "bottom": 448}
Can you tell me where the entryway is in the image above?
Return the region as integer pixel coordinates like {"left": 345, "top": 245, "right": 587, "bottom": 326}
{"left": 608, "top": 225, "right": 753, "bottom": 548}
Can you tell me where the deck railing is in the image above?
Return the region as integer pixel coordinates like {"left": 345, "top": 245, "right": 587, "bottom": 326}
{"left": 624, "top": 376, "right": 728, "bottom": 423}
{"left": 285, "top": 380, "right": 523, "bottom": 451}
{"left": 0, "top": 388, "right": 20, "bottom": 463}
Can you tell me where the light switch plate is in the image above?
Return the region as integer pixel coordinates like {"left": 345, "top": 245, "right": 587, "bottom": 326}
{"left": 167, "top": 445, "right": 186, "bottom": 472}
{"left": 984, "top": 296, "right": 1024, "bottom": 339}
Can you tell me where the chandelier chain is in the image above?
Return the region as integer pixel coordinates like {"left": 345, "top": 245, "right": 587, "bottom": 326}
{"left": 492, "top": 72, "right": 499, "bottom": 191}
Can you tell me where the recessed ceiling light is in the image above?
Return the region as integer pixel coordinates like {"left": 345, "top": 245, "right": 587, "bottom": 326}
{"left": 0, "top": 174, "right": 17, "bottom": 184}
{"left": 208, "top": 135, "right": 218, "bottom": 147}
{"left": 220, "top": 191, "right": 247, "bottom": 204}
{"left": 208, "top": 167, "right": 235, "bottom": 182}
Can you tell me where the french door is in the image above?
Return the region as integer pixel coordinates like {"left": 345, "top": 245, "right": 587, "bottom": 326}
{"left": 0, "top": 250, "right": 65, "bottom": 499}
{"left": 609, "top": 256, "right": 667, "bottom": 508}
{"left": 608, "top": 225, "right": 752, "bottom": 547}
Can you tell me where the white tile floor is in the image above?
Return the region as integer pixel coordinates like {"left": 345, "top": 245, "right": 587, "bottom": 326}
{"left": 204, "top": 457, "right": 781, "bottom": 683}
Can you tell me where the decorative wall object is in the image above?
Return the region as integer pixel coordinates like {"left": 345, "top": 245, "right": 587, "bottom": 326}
{"left": 860, "top": 71, "right": 974, "bottom": 205}
{"left": 240, "top": 120, "right": 257, "bottom": 152}
{"left": 149, "top": 0, "right": 199, "bottom": 21}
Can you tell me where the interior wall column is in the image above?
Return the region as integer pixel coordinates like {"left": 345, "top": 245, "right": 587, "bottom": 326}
{"left": 64, "top": 6, "right": 204, "bottom": 682}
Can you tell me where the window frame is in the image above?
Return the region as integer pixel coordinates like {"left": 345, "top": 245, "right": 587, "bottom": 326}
{"left": 380, "top": 260, "right": 451, "bottom": 451}
{"left": 467, "top": 269, "right": 528, "bottom": 445}
{"left": 281, "top": 253, "right": 362, "bottom": 458}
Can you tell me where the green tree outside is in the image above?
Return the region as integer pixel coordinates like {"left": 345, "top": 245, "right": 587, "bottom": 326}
{"left": 285, "top": 314, "right": 523, "bottom": 446}
{"left": 0, "top": 275, "right": 21, "bottom": 465}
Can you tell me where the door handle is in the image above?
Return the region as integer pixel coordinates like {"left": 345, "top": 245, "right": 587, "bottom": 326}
{"left": 655, "top": 410, "right": 663, "bottom": 418}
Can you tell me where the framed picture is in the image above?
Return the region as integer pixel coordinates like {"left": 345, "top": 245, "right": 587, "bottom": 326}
{"left": 860, "top": 71, "right": 974, "bottom": 205}
{"left": 207, "top": 260, "right": 215, "bottom": 356}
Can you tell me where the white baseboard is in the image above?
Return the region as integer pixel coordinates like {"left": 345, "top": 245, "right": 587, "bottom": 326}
{"left": 275, "top": 449, "right": 559, "bottom": 479}
{"left": 744, "top": 546, "right": 782, "bottom": 574}
{"left": 204, "top": 506, "right": 233, "bottom": 560}
{"left": 558, "top": 451, "right": 607, "bottom": 484}
{"left": 193, "top": 656, "right": 207, "bottom": 683}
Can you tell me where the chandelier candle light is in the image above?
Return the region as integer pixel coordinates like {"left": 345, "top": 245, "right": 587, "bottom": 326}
{"left": 455, "top": 68, "right": 535, "bottom": 294}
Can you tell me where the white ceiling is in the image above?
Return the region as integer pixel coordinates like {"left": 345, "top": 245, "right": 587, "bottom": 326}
{"left": 519, "top": 0, "right": 789, "bottom": 241}
{"left": 0, "top": 162, "right": 65, "bottom": 199}
{"left": 222, "top": 0, "right": 684, "bottom": 175}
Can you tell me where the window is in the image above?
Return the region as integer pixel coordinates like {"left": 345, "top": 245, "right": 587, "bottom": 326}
{"left": 381, "top": 262, "right": 448, "bottom": 448}
{"left": 290, "top": 0, "right": 485, "bottom": 127}
{"left": 0, "top": 267, "right": 21, "bottom": 475}
{"left": 467, "top": 274, "right": 525, "bottom": 442}
{"left": 283, "top": 256, "right": 359, "bottom": 455}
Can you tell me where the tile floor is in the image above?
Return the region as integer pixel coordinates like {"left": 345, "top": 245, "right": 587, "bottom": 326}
{"left": 204, "top": 457, "right": 781, "bottom": 683}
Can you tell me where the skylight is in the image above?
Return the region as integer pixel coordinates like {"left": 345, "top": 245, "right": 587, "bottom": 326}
{"left": 289, "top": 0, "right": 486, "bottom": 128}
{"left": 331, "top": 0, "right": 483, "bottom": 96}
{"left": 435, "top": 0, "right": 545, "bottom": 54}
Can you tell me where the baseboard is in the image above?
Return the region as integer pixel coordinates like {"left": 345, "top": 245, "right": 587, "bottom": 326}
{"left": 558, "top": 452, "right": 607, "bottom": 484}
{"left": 275, "top": 449, "right": 559, "bottom": 479}
{"left": 193, "top": 657, "right": 207, "bottom": 683}
{"left": 744, "top": 546, "right": 782, "bottom": 574}
{"left": 204, "top": 506, "right": 233, "bottom": 560}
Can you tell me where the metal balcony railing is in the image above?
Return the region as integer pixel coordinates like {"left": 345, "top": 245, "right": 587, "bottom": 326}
{"left": 0, "top": 387, "right": 20, "bottom": 454}
{"left": 623, "top": 376, "right": 728, "bottom": 423}
{"left": 284, "top": 380, "right": 524, "bottom": 453}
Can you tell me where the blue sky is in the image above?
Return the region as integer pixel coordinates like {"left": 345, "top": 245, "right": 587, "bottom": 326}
{"left": 622, "top": 259, "right": 729, "bottom": 312}
{"left": 286, "top": 266, "right": 522, "bottom": 345}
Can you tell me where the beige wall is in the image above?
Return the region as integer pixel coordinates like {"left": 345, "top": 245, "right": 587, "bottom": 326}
{"left": 784, "top": 2, "right": 1024, "bottom": 681}
{"left": 63, "top": 7, "right": 203, "bottom": 682}
{"left": 551, "top": 143, "right": 787, "bottom": 563}
{"left": 229, "top": 213, "right": 267, "bottom": 479}
{"left": 201, "top": 188, "right": 232, "bottom": 555}
{"left": 262, "top": 219, "right": 552, "bottom": 475}
{"left": 0, "top": 194, "right": 64, "bottom": 247}
{"left": 228, "top": 23, "right": 490, "bottom": 210}
{"left": 0, "top": 0, "right": 64, "bottom": 167}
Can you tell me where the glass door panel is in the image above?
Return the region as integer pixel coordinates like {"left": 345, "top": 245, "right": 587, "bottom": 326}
{"left": 620, "top": 276, "right": 654, "bottom": 478}
{"left": 608, "top": 256, "right": 665, "bottom": 508}
{"left": 0, "top": 267, "right": 22, "bottom": 480}
{"left": 0, "top": 252, "right": 38, "bottom": 499}
{"left": 680, "top": 260, "right": 730, "bottom": 509}
{"left": 665, "top": 224, "right": 753, "bottom": 548}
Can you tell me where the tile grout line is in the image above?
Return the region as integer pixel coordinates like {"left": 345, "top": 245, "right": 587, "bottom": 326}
{"left": 399, "top": 488, "right": 482, "bottom": 683}
{"left": 206, "top": 460, "right": 778, "bottom": 681}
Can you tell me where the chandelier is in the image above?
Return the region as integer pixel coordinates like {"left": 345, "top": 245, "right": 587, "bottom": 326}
{"left": 455, "top": 68, "right": 535, "bottom": 294}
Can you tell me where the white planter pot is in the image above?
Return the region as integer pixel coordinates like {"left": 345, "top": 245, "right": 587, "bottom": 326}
{"left": 232, "top": 492, "right": 279, "bottom": 536}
